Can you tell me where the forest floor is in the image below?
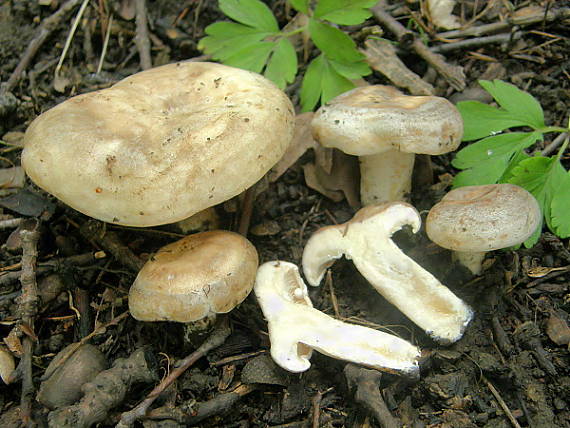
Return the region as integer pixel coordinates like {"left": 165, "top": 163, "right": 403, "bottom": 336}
{"left": 0, "top": 0, "right": 569, "bottom": 427}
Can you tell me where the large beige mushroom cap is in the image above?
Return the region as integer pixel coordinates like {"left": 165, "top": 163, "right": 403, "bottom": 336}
{"left": 129, "top": 230, "right": 258, "bottom": 323}
{"left": 22, "top": 62, "right": 295, "bottom": 226}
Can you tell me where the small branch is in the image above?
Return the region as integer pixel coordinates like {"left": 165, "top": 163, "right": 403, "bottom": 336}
{"left": 371, "top": 1, "right": 466, "bottom": 91}
{"left": 17, "top": 219, "right": 41, "bottom": 426}
{"left": 237, "top": 185, "right": 257, "bottom": 236}
{"left": 134, "top": 0, "right": 152, "bottom": 70}
{"left": 483, "top": 376, "right": 522, "bottom": 428}
{"left": 117, "top": 317, "right": 231, "bottom": 427}
{"left": 430, "top": 32, "right": 522, "bottom": 54}
{"left": 1, "top": 0, "right": 81, "bottom": 94}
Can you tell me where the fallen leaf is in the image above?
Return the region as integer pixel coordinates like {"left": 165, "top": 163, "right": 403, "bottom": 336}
{"left": 546, "top": 314, "right": 570, "bottom": 345}
{"left": 427, "top": 0, "right": 461, "bottom": 30}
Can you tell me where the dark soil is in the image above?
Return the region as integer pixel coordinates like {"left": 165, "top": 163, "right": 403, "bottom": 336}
{"left": 0, "top": 1, "right": 569, "bottom": 427}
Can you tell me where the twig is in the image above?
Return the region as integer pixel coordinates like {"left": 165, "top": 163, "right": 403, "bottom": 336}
{"left": 1, "top": 0, "right": 81, "bottom": 94}
{"left": 96, "top": 14, "right": 114, "bottom": 74}
{"left": 0, "top": 217, "right": 22, "bottom": 230}
{"left": 40, "top": 311, "right": 129, "bottom": 381}
{"left": 311, "top": 390, "right": 323, "bottom": 428}
{"left": 54, "top": 0, "right": 90, "bottom": 78}
{"left": 541, "top": 132, "right": 568, "bottom": 156}
{"left": 437, "top": 6, "right": 570, "bottom": 39}
{"left": 430, "top": 31, "right": 522, "bottom": 54}
{"left": 344, "top": 364, "right": 401, "bottom": 428}
{"left": 146, "top": 383, "right": 257, "bottom": 424}
{"left": 483, "top": 376, "right": 522, "bottom": 428}
{"left": 17, "top": 219, "right": 41, "bottom": 426}
{"left": 117, "top": 317, "right": 232, "bottom": 427}
{"left": 371, "top": 1, "right": 465, "bottom": 91}
{"left": 237, "top": 185, "right": 256, "bottom": 236}
{"left": 135, "top": 0, "right": 152, "bottom": 70}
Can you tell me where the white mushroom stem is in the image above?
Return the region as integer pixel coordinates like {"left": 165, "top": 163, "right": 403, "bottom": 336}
{"left": 359, "top": 150, "right": 415, "bottom": 205}
{"left": 302, "top": 203, "right": 473, "bottom": 344}
{"left": 453, "top": 251, "right": 487, "bottom": 275}
{"left": 254, "top": 261, "right": 420, "bottom": 375}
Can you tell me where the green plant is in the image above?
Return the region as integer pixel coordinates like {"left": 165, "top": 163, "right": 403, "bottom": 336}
{"left": 453, "top": 79, "right": 570, "bottom": 246}
{"left": 198, "top": 0, "right": 376, "bottom": 112}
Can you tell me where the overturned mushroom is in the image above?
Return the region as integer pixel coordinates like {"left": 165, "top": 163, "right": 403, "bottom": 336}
{"left": 311, "top": 85, "right": 463, "bottom": 204}
{"left": 22, "top": 62, "right": 294, "bottom": 226}
{"left": 426, "top": 183, "right": 541, "bottom": 275}
{"left": 255, "top": 261, "right": 420, "bottom": 375}
{"left": 302, "top": 203, "right": 473, "bottom": 343}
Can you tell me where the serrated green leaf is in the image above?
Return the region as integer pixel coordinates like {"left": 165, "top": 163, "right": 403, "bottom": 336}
{"left": 199, "top": 22, "right": 272, "bottom": 59}
{"left": 314, "top": 0, "right": 377, "bottom": 25}
{"left": 308, "top": 18, "right": 365, "bottom": 63}
{"left": 264, "top": 38, "right": 298, "bottom": 89}
{"left": 452, "top": 132, "right": 542, "bottom": 187}
{"left": 479, "top": 80, "right": 545, "bottom": 130}
{"left": 300, "top": 55, "right": 324, "bottom": 112}
{"left": 219, "top": 0, "right": 278, "bottom": 31}
{"left": 223, "top": 42, "right": 275, "bottom": 73}
{"left": 457, "top": 101, "right": 530, "bottom": 141}
{"left": 550, "top": 171, "right": 570, "bottom": 238}
{"left": 300, "top": 54, "right": 355, "bottom": 112}
{"left": 524, "top": 220, "right": 542, "bottom": 248}
{"left": 329, "top": 58, "right": 371, "bottom": 79}
{"left": 508, "top": 156, "right": 567, "bottom": 233}
{"left": 289, "top": 0, "right": 309, "bottom": 14}
{"left": 500, "top": 149, "right": 531, "bottom": 183}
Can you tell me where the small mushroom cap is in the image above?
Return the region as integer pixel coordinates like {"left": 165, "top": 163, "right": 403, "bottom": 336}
{"left": 22, "top": 62, "right": 294, "bottom": 226}
{"left": 426, "top": 184, "right": 541, "bottom": 252}
{"left": 129, "top": 230, "right": 258, "bottom": 323}
{"left": 311, "top": 85, "right": 463, "bottom": 156}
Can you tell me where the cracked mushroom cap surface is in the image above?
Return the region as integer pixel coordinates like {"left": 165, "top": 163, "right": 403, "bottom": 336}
{"left": 426, "top": 184, "right": 541, "bottom": 252}
{"left": 22, "top": 62, "right": 295, "bottom": 226}
{"left": 129, "top": 230, "right": 258, "bottom": 323}
{"left": 311, "top": 85, "right": 463, "bottom": 156}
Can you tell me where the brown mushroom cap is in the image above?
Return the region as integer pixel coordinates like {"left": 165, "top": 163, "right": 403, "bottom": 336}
{"left": 128, "top": 230, "right": 258, "bottom": 323}
{"left": 311, "top": 85, "right": 463, "bottom": 156}
{"left": 22, "top": 62, "right": 295, "bottom": 226}
{"left": 426, "top": 184, "right": 541, "bottom": 252}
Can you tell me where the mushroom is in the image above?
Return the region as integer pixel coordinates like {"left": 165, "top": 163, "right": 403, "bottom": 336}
{"left": 128, "top": 230, "right": 258, "bottom": 338}
{"left": 22, "top": 62, "right": 294, "bottom": 226}
{"left": 0, "top": 346, "right": 15, "bottom": 384}
{"left": 254, "top": 261, "right": 420, "bottom": 375}
{"left": 311, "top": 85, "right": 463, "bottom": 205}
{"left": 302, "top": 202, "right": 473, "bottom": 344}
{"left": 426, "top": 183, "right": 541, "bottom": 275}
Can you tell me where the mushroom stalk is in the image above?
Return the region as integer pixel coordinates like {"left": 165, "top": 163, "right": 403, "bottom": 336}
{"left": 254, "top": 261, "right": 420, "bottom": 375}
{"left": 359, "top": 150, "right": 415, "bottom": 205}
{"left": 302, "top": 203, "right": 473, "bottom": 344}
{"left": 453, "top": 251, "right": 486, "bottom": 275}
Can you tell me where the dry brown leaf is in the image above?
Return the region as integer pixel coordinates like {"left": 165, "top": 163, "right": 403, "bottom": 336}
{"left": 427, "top": 0, "right": 461, "bottom": 30}
{"left": 546, "top": 314, "right": 570, "bottom": 346}
{"left": 303, "top": 149, "right": 360, "bottom": 207}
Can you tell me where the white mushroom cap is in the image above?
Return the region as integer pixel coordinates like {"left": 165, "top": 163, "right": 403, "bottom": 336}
{"left": 311, "top": 85, "right": 463, "bottom": 156}
{"left": 254, "top": 261, "right": 420, "bottom": 375}
{"left": 22, "top": 62, "right": 295, "bottom": 226}
{"left": 426, "top": 184, "right": 541, "bottom": 252}
{"left": 302, "top": 203, "right": 473, "bottom": 343}
{"left": 129, "top": 230, "right": 258, "bottom": 323}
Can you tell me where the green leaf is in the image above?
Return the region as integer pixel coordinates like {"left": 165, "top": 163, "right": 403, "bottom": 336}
{"left": 219, "top": 0, "right": 278, "bottom": 31}
{"left": 264, "top": 38, "right": 298, "bottom": 89}
{"left": 308, "top": 18, "right": 365, "bottom": 63}
{"left": 479, "top": 80, "right": 545, "bottom": 130}
{"left": 329, "top": 58, "right": 371, "bottom": 79}
{"left": 500, "top": 149, "right": 531, "bottom": 183}
{"left": 508, "top": 156, "right": 568, "bottom": 233}
{"left": 314, "top": 0, "right": 377, "bottom": 25}
{"left": 550, "top": 171, "right": 570, "bottom": 238}
{"left": 289, "top": 0, "right": 309, "bottom": 14}
{"left": 223, "top": 42, "right": 275, "bottom": 73}
{"left": 300, "top": 54, "right": 355, "bottom": 112}
{"left": 199, "top": 22, "right": 271, "bottom": 59}
{"left": 452, "top": 132, "right": 542, "bottom": 187}
{"left": 457, "top": 101, "right": 530, "bottom": 141}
